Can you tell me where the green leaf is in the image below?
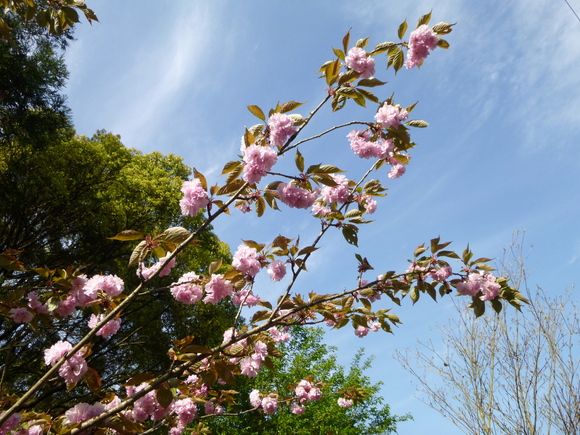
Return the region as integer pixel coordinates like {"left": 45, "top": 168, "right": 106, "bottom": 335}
{"left": 405, "top": 119, "right": 429, "bottom": 128}
{"left": 129, "top": 240, "right": 148, "bottom": 266}
{"left": 337, "top": 87, "right": 358, "bottom": 97}
{"left": 414, "top": 244, "right": 427, "bottom": 258}
{"left": 387, "top": 47, "right": 404, "bottom": 73}
{"left": 217, "top": 179, "right": 246, "bottom": 195}
{"left": 491, "top": 298, "right": 503, "bottom": 314}
{"left": 298, "top": 246, "right": 319, "bottom": 256}
{"left": 410, "top": 286, "right": 419, "bottom": 304}
{"left": 279, "top": 100, "right": 305, "bottom": 113}
{"left": 342, "top": 225, "right": 359, "bottom": 246}
{"left": 357, "top": 77, "right": 387, "bottom": 87}
{"left": 338, "top": 69, "right": 360, "bottom": 85}
{"left": 255, "top": 196, "right": 265, "bottom": 217}
{"left": 357, "top": 88, "right": 379, "bottom": 103}
{"left": 295, "top": 149, "right": 305, "bottom": 172}
{"left": 317, "top": 164, "right": 345, "bottom": 174}
{"left": 312, "top": 174, "right": 338, "bottom": 187}
{"left": 247, "top": 105, "right": 265, "bottom": 121}
{"left": 432, "top": 22, "right": 455, "bottom": 35}
{"left": 221, "top": 160, "right": 241, "bottom": 175}
{"left": 332, "top": 47, "right": 345, "bottom": 60}
{"left": 61, "top": 6, "right": 79, "bottom": 23}
{"left": 370, "top": 41, "right": 396, "bottom": 55}
{"left": 108, "top": 230, "right": 145, "bottom": 241}
{"left": 416, "top": 11, "right": 432, "bottom": 28}
{"left": 437, "top": 38, "right": 450, "bottom": 49}
{"left": 355, "top": 37, "right": 369, "bottom": 49}
{"left": 398, "top": 19, "right": 408, "bottom": 40}
{"left": 344, "top": 209, "right": 363, "bottom": 219}
{"left": 157, "top": 227, "right": 191, "bottom": 245}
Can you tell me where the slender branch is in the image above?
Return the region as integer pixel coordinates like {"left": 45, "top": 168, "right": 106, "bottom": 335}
{"left": 284, "top": 120, "right": 372, "bottom": 154}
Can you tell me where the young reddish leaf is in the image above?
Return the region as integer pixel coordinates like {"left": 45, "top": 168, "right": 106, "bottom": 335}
{"left": 279, "top": 100, "right": 305, "bottom": 113}
{"left": 342, "top": 29, "right": 351, "bottom": 53}
{"left": 84, "top": 367, "right": 101, "bottom": 394}
{"left": 193, "top": 168, "right": 207, "bottom": 191}
{"left": 156, "top": 385, "right": 173, "bottom": 410}
{"left": 125, "top": 372, "right": 155, "bottom": 386}
{"left": 208, "top": 259, "right": 223, "bottom": 275}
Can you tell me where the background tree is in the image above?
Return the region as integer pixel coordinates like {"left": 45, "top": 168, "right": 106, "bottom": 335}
{"left": 208, "top": 327, "right": 411, "bottom": 435}
{"left": 0, "top": 10, "right": 71, "bottom": 148}
{"left": 0, "top": 20, "right": 238, "bottom": 411}
{"left": 396, "top": 235, "right": 580, "bottom": 434}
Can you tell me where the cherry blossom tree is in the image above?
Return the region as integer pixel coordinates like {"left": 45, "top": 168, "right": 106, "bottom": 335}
{"left": 0, "top": 10, "right": 528, "bottom": 435}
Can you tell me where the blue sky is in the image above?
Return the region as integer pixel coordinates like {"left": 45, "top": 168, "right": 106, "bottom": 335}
{"left": 64, "top": 1, "right": 580, "bottom": 433}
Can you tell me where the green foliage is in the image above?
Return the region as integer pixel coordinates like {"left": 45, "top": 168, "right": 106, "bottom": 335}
{"left": 208, "top": 327, "right": 411, "bottom": 434}
{"left": 0, "top": 12, "right": 71, "bottom": 147}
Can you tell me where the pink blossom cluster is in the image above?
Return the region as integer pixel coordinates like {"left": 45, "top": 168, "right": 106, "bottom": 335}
{"left": 321, "top": 174, "right": 350, "bottom": 204}
{"left": 232, "top": 244, "right": 261, "bottom": 276}
{"left": 357, "top": 194, "right": 377, "bottom": 214}
{"left": 242, "top": 144, "right": 278, "bottom": 184}
{"left": 249, "top": 390, "right": 278, "bottom": 414}
{"left": 295, "top": 379, "right": 322, "bottom": 403}
{"left": 204, "top": 401, "right": 224, "bottom": 415}
{"left": 203, "top": 274, "right": 233, "bottom": 304}
{"left": 126, "top": 383, "right": 171, "bottom": 422}
{"left": 268, "top": 326, "right": 291, "bottom": 343}
{"left": 232, "top": 288, "right": 259, "bottom": 307}
{"left": 354, "top": 321, "right": 381, "bottom": 338}
{"left": 312, "top": 201, "right": 331, "bottom": 217}
{"left": 267, "top": 260, "right": 287, "bottom": 282}
{"left": 456, "top": 271, "right": 501, "bottom": 301}
{"left": 430, "top": 265, "right": 452, "bottom": 281}
{"left": 179, "top": 179, "right": 209, "bottom": 217}
{"left": 268, "top": 113, "right": 297, "bottom": 148}
{"left": 137, "top": 255, "right": 177, "bottom": 280}
{"left": 337, "top": 397, "right": 354, "bottom": 408}
{"left": 347, "top": 129, "right": 394, "bottom": 160}
{"left": 0, "top": 412, "right": 20, "bottom": 435}
{"left": 344, "top": 47, "right": 376, "bottom": 79}
{"left": 9, "top": 307, "right": 33, "bottom": 323}
{"left": 240, "top": 341, "right": 269, "bottom": 378}
{"left": 65, "top": 402, "right": 105, "bottom": 425}
{"left": 83, "top": 274, "right": 124, "bottom": 300}
{"left": 87, "top": 314, "right": 122, "bottom": 338}
{"left": 170, "top": 398, "right": 197, "bottom": 435}
{"left": 17, "top": 276, "right": 100, "bottom": 322}
{"left": 405, "top": 25, "right": 439, "bottom": 69}
{"left": 44, "top": 340, "right": 88, "bottom": 384}
{"left": 375, "top": 104, "right": 409, "bottom": 130}
{"left": 171, "top": 272, "right": 203, "bottom": 304}
{"left": 387, "top": 161, "right": 407, "bottom": 179}
{"left": 277, "top": 182, "right": 319, "bottom": 209}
